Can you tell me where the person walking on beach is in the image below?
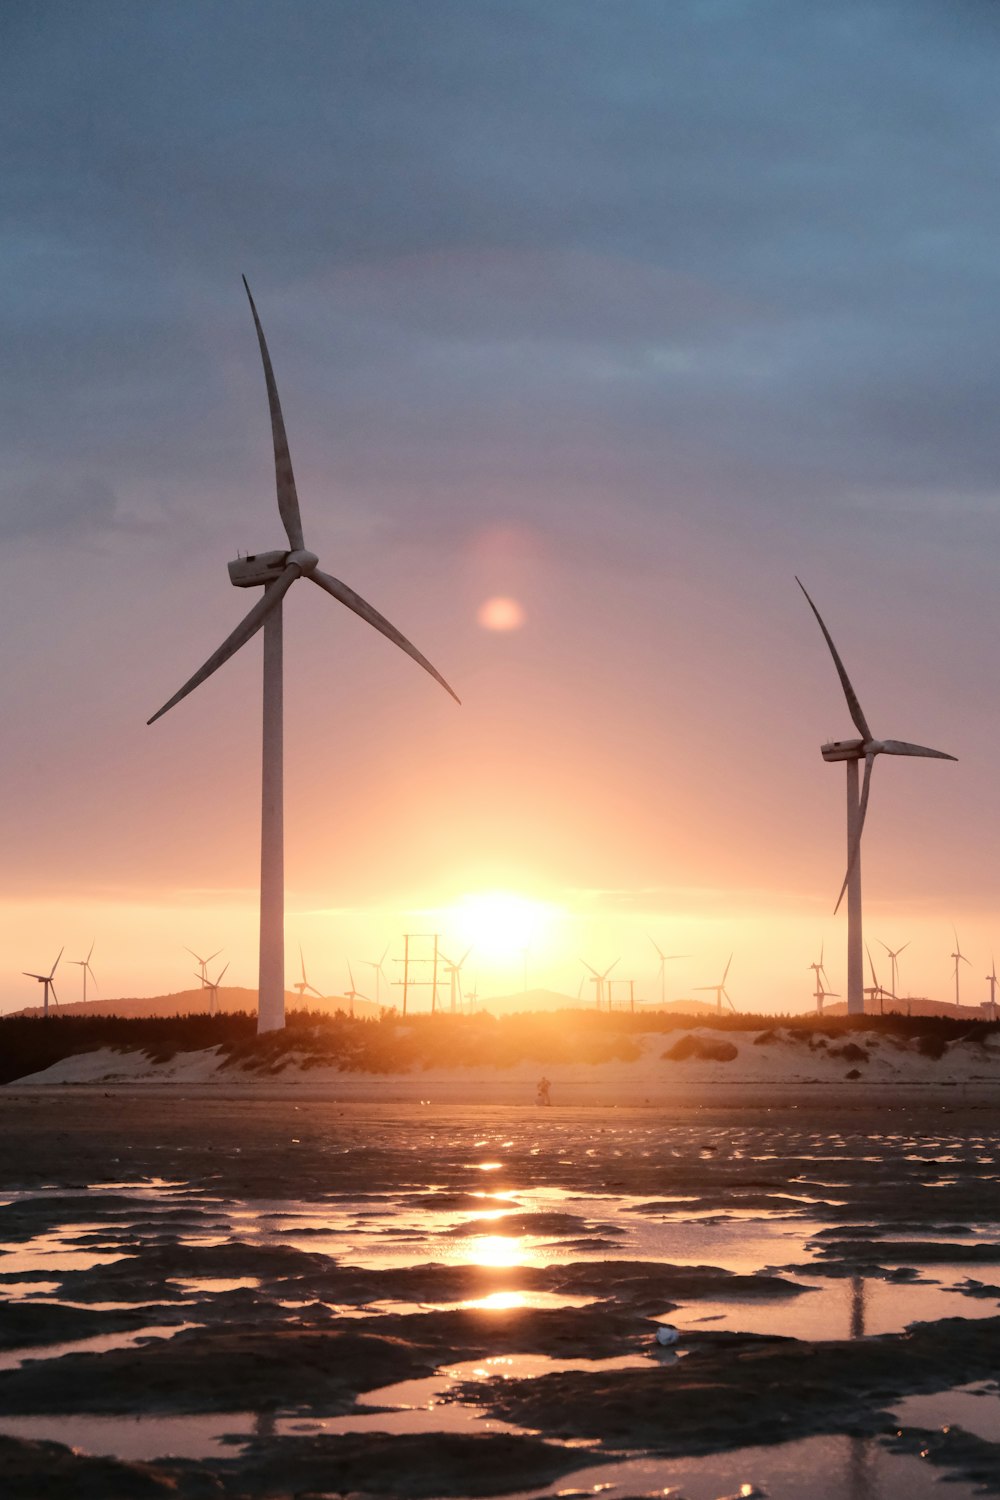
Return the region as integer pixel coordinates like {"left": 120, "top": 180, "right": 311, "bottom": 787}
{"left": 536, "top": 1076, "right": 551, "bottom": 1106}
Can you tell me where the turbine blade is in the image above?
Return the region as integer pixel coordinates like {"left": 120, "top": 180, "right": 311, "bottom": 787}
{"left": 309, "top": 568, "right": 460, "bottom": 704}
{"left": 582, "top": 961, "right": 599, "bottom": 977}
{"left": 216, "top": 963, "right": 230, "bottom": 983}
{"left": 879, "top": 739, "right": 956, "bottom": 761}
{"left": 242, "top": 276, "right": 305, "bottom": 552}
{"left": 898, "top": 941, "right": 910, "bottom": 956}
{"left": 49, "top": 947, "right": 64, "bottom": 979}
{"left": 23, "top": 972, "right": 44, "bottom": 980}
{"left": 834, "top": 753, "right": 875, "bottom": 915}
{"left": 49, "top": 983, "right": 58, "bottom": 1004}
{"left": 148, "top": 565, "right": 298, "bottom": 724}
{"left": 796, "top": 578, "right": 872, "bottom": 741}
{"left": 649, "top": 937, "right": 665, "bottom": 960}
{"left": 603, "top": 959, "right": 620, "bottom": 979}
{"left": 722, "top": 952, "right": 733, "bottom": 984}
{"left": 379, "top": 945, "right": 389, "bottom": 966}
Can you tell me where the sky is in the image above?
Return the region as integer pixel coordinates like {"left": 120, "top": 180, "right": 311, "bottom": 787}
{"left": 3, "top": 0, "right": 1000, "bottom": 1014}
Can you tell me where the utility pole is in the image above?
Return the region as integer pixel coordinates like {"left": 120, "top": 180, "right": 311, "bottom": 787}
{"left": 394, "top": 934, "right": 443, "bottom": 1016}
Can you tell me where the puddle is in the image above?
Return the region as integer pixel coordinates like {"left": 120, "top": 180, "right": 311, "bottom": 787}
{"left": 671, "top": 1273, "right": 1000, "bottom": 1341}
{"left": 0, "top": 1322, "right": 197, "bottom": 1371}
{"left": 892, "top": 1381, "right": 1000, "bottom": 1444}
{"left": 501, "top": 1431, "right": 985, "bottom": 1500}
{"left": 0, "top": 1411, "right": 252, "bottom": 1461}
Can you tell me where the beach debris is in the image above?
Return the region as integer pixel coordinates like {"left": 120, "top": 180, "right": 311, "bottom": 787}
{"left": 655, "top": 1323, "right": 680, "bottom": 1345}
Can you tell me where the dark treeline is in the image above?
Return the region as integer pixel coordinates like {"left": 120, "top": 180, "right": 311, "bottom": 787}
{"left": 0, "top": 1006, "right": 995, "bottom": 1085}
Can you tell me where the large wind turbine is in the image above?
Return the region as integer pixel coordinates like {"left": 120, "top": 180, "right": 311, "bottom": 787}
{"left": 24, "top": 948, "right": 62, "bottom": 1018}
{"left": 341, "top": 962, "right": 369, "bottom": 1018}
{"left": 695, "top": 954, "right": 735, "bottom": 1013}
{"left": 797, "top": 579, "right": 956, "bottom": 1015}
{"left": 649, "top": 939, "right": 689, "bottom": 1007}
{"left": 149, "top": 280, "right": 458, "bottom": 1033}
{"left": 70, "top": 941, "right": 98, "bottom": 1004}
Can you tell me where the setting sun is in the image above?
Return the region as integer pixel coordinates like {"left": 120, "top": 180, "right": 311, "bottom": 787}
{"left": 450, "top": 891, "right": 564, "bottom": 966}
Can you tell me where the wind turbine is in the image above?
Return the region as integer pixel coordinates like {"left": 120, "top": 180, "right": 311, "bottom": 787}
{"left": 70, "top": 941, "right": 98, "bottom": 1004}
{"left": 694, "top": 954, "right": 735, "bottom": 1013}
{"left": 186, "top": 947, "right": 221, "bottom": 990}
{"left": 361, "top": 945, "right": 390, "bottom": 1007}
{"left": 149, "top": 280, "right": 458, "bottom": 1034}
{"left": 864, "top": 944, "right": 887, "bottom": 1015}
{"left": 877, "top": 939, "right": 909, "bottom": 1004}
{"left": 200, "top": 961, "right": 230, "bottom": 1015}
{"left": 808, "top": 943, "right": 837, "bottom": 1014}
{"left": 797, "top": 579, "right": 956, "bottom": 1015}
{"left": 581, "top": 958, "right": 618, "bottom": 1010}
{"left": 293, "top": 946, "right": 325, "bottom": 1004}
{"left": 341, "top": 962, "right": 369, "bottom": 1018}
{"left": 649, "top": 939, "right": 689, "bottom": 1007}
{"left": 441, "top": 947, "right": 472, "bottom": 1013}
{"left": 951, "top": 930, "right": 971, "bottom": 1008}
{"left": 24, "top": 949, "right": 62, "bottom": 1018}
{"left": 986, "top": 958, "right": 998, "bottom": 1019}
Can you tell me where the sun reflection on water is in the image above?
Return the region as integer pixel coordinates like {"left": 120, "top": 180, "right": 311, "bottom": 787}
{"left": 468, "top": 1235, "right": 524, "bottom": 1268}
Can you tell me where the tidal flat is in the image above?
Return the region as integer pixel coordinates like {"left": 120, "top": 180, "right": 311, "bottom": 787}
{"left": 1, "top": 1091, "right": 1000, "bottom": 1498}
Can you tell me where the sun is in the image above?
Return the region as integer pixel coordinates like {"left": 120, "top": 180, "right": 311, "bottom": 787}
{"left": 450, "top": 891, "right": 562, "bottom": 966}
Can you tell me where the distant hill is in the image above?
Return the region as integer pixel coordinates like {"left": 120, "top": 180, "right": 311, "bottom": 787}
{"left": 10, "top": 986, "right": 384, "bottom": 1021}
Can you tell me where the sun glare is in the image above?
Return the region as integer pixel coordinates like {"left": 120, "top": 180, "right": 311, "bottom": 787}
{"left": 477, "top": 596, "right": 525, "bottom": 631}
{"left": 451, "top": 891, "right": 562, "bottom": 967}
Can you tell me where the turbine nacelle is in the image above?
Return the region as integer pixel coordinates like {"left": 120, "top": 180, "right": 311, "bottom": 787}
{"left": 820, "top": 738, "right": 865, "bottom": 762}
{"left": 228, "top": 548, "right": 319, "bottom": 588}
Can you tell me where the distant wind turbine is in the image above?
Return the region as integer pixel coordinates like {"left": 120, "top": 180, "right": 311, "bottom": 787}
{"left": 582, "top": 958, "right": 619, "bottom": 1010}
{"left": 361, "top": 945, "right": 390, "bottom": 1007}
{"left": 149, "top": 280, "right": 459, "bottom": 1035}
{"left": 808, "top": 943, "right": 837, "bottom": 1014}
{"left": 649, "top": 939, "right": 689, "bottom": 1007}
{"left": 342, "top": 962, "right": 369, "bottom": 1018}
{"left": 951, "top": 930, "right": 971, "bottom": 1008}
{"left": 70, "top": 941, "right": 98, "bottom": 1004}
{"left": 797, "top": 579, "right": 956, "bottom": 1014}
{"left": 877, "top": 939, "right": 909, "bottom": 1004}
{"left": 864, "top": 944, "right": 888, "bottom": 1014}
{"left": 441, "top": 947, "right": 472, "bottom": 1013}
{"left": 200, "top": 961, "right": 229, "bottom": 1015}
{"left": 294, "top": 946, "right": 325, "bottom": 1003}
{"left": 24, "top": 948, "right": 62, "bottom": 1018}
{"left": 987, "top": 958, "right": 998, "bottom": 1019}
{"left": 186, "top": 947, "right": 221, "bottom": 990}
{"left": 695, "top": 954, "right": 735, "bottom": 1013}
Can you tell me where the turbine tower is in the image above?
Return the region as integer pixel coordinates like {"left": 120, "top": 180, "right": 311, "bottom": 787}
{"left": 649, "top": 939, "right": 689, "bottom": 1007}
{"left": 149, "top": 280, "right": 458, "bottom": 1034}
{"left": 951, "top": 930, "right": 971, "bottom": 1008}
{"left": 441, "top": 947, "right": 472, "bottom": 1013}
{"left": 987, "top": 958, "right": 998, "bottom": 1019}
{"left": 70, "top": 941, "right": 98, "bottom": 1004}
{"left": 797, "top": 579, "right": 955, "bottom": 1015}
{"left": 24, "top": 949, "right": 62, "bottom": 1018}
{"left": 694, "top": 954, "right": 735, "bottom": 1013}
{"left": 361, "top": 945, "right": 390, "bottom": 1006}
{"left": 200, "top": 961, "right": 229, "bottom": 1015}
{"left": 877, "top": 939, "right": 909, "bottom": 1004}
{"left": 581, "top": 958, "right": 618, "bottom": 1010}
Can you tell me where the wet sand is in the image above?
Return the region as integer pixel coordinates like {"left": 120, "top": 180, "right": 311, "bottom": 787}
{"left": 2, "top": 1091, "right": 1000, "bottom": 1497}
